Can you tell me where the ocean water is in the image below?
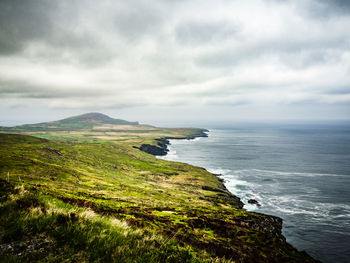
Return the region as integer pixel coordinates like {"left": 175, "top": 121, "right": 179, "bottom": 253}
{"left": 159, "top": 123, "right": 350, "bottom": 263}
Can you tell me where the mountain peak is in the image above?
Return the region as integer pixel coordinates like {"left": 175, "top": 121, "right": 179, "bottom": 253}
{"left": 54, "top": 112, "right": 139, "bottom": 126}
{"left": 62, "top": 112, "right": 115, "bottom": 123}
{"left": 1, "top": 113, "right": 139, "bottom": 132}
{"left": 78, "top": 112, "right": 110, "bottom": 118}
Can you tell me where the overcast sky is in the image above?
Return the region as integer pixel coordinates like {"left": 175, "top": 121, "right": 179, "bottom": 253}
{"left": 0, "top": 0, "right": 349, "bottom": 126}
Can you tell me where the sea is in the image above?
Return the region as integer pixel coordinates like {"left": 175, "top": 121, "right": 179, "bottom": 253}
{"left": 159, "top": 123, "right": 350, "bottom": 263}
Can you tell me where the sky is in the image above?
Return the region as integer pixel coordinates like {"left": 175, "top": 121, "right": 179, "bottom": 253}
{"left": 0, "top": 0, "right": 350, "bottom": 126}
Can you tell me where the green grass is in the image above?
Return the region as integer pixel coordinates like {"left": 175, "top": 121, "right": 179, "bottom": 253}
{"left": 0, "top": 184, "right": 213, "bottom": 263}
{"left": 0, "top": 133, "right": 318, "bottom": 262}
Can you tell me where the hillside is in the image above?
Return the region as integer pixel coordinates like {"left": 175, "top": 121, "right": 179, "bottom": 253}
{"left": 0, "top": 115, "right": 319, "bottom": 262}
{"left": 0, "top": 113, "right": 139, "bottom": 132}
{"left": 0, "top": 113, "right": 208, "bottom": 157}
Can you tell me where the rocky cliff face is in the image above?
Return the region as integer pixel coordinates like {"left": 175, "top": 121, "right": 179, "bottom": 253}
{"left": 138, "top": 129, "right": 208, "bottom": 156}
{"left": 237, "top": 213, "right": 285, "bottom": 242}
{"left": 138, "top": 138, "right": 170, "bottom": 156}
{"left": 134, "top": 132, "right": 319, "bottom": 262}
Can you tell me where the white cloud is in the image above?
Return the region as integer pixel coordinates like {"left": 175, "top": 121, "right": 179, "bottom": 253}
{"left": 0, "top": 0, "right": 349, "bottom": 123}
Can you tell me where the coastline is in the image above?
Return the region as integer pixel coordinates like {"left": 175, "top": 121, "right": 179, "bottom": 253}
{"left": 147, "top": 130, "right": 245, "bottom": 209}
{"left": 138, "top": 128, "right": 209, "bottom": 156}
{"left": 153, "top": 131, "right": 320, "bottom": 263}
{"left": 0, "top": 131, "right": 321, "bottom": 262}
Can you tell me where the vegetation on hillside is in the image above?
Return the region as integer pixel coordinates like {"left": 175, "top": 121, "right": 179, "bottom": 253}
{"left": 0, "top": 113, "right": 139, "bottom": 132}
{"left": 0, "top": 114, "right": 319, "bottom": 262}
{"left": 1, "top": 180, "right": 214, "bottom": 263}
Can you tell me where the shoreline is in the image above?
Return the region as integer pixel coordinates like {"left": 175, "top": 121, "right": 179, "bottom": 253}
{"left": 151, "top": 130, "right": 256, "bottom": 210}
{"left": 154, "top": 131, "right": 320, "bottom": 263}
{"left": 138, "top": 128, "right": 209, "bottom": 156}
{"left": 1, "top": 131, "right": 320, "bottom": 262}
{"left": 153, "top": 130, "right": 245, "bottom": 206}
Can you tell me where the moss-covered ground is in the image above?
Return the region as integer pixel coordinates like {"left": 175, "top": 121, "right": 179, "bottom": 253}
{"left": 0, "top": 129, "right": 319, "bottom": 262}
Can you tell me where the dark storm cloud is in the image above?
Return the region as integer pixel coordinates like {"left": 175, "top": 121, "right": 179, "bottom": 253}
{"left": 267, "top": 0, "right": 350, "bottom": 21}
{"left": 316, "top": 0, "right": 350, "bottom": 14}
{"left": 0, "top": 0, "right": 171, "bottom": 71}
{"left": 0, "top": 0, "right": 56, "bottom": 54}
{"left": 0, "top": 0, "right": 121, "bottom": 65}
{"left": 0, "top": 0, "right": 98, "bottom": 52}
{"left": 0, "top": 79, "right": 111, "bottom": 99}
{"left": 291, "top": 0, "right": 350, "bottom": 19}
{"left": 269, "top": 0, "right": 350, "bottom": 12}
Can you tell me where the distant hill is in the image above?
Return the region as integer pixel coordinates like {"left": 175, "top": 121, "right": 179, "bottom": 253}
{"left": 0, "top": 112, "right": 139, "bottom": 132}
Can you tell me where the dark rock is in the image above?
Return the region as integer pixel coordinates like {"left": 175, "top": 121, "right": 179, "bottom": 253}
{"left": 138, "top": 137, "right": 170, "bottom": 156}
{"left": 248, "top": 199, "right": 261, "bottom": 207}
{"left": 43, "top": 147, "right": 62, "bottom": 156}
{"left": 204, "top": 173, "right": 245, "bottom": 209}
{"left": 139, "top": 144, "right": 169, "bottom": 156}
{"left": 137, "top": 129, "right": 208, "bottom": 156}
{"left": 155, "top": 138, "right": 170, "bottom": 146}
{"left": 235, "top": 213, "right": 285, "bottom": 242}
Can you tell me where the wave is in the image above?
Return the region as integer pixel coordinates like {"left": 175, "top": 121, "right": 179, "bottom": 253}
{"left": 162, "top": 148, "right": 178, "bottom": 160}
{"left": 225, "top": 170, "right": 349, "bottom": 220}
{"left": 213, "top": 168, "right": 350, "bottom": 223}
{"left": 191, "top": 137, "right": 203, "bottom": 141}
{"left": 203, "top": 167, "right": 348, "bottom": 179}
{"left": 230, "top": 169, "right": 348, "bottom": 178}
{"left": 207, "top": 167, "right": 232, "bottom": 175}
{"left": 159, "top": 127, "right": 350, "bottom": 262}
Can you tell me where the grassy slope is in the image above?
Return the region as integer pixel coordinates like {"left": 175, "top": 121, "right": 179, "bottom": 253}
{"left": 0, "top": 132, "right": 318, "bottom": 262}
{"left": 0, "top": 113, "right": 139, "bottom": 132}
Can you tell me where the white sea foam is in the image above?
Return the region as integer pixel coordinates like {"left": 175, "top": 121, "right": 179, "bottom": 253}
{"left": 241, "top": 169, "right": 348, "bottom": 178}
{"left": 191, "top": 137, "right": 203, "bottom": 141}
{"left": 162, "top": 133, "right": 350, "bottom": 223}
{"left": 219, "top": 169, "right": 350, "bottom": 223}
{"left": 207, "top": 168, "right": 232, "bottom": 175}
{"left": 162, "top": 150, "right": 178, "bottom": 160}
{"left": 157, "top": 126, "right": 350, "bottom": 262}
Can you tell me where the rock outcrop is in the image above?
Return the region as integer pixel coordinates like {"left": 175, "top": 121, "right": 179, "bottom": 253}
{"left": 248, "top": 199, "right": 261, "bottom": 207}
{"left": 138, "top": 138, "right": 170, "bottom": 156}
{"left": 138, "top": 129, "right": 208, "bottom": 156}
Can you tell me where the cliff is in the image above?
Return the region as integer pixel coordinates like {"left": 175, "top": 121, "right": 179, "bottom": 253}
{"left": 0, "top": 127, "right": 319, "bottom": 262}
{"left": 138, "top": 129, "right": 208, "bottom": 156}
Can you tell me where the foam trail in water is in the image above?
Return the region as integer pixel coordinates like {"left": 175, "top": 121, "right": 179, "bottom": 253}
{"left": 221, "top": 169, "right": 350, "bottom": 224}
{"left": 158, "top": 127, "right": 350, "bottom": 262}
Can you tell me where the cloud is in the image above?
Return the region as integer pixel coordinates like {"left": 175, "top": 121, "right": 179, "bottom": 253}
{"left": 311, "top": 0, "right": 350, "bottom": 17}
{"left": 0, "top": 0, "right": 349, "bottom": 122}
{"left": 0, "top": 0, "right": 57, "bottom": 54}
{"left": 175, "top": 20, "right": 241, "bottom": 45}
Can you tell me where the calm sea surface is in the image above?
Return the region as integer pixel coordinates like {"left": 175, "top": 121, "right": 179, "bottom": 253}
{"left": 159, "top": 123, "right": 350, "bottom": 263}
